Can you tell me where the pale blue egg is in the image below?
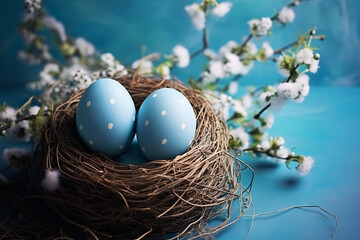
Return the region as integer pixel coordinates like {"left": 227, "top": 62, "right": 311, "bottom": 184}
{"left": 115, "top": 136, "right": 148, "bottom": 165}
{"left": 76, "top": 78, "right": 136, "bottom": 157}
{"left": 136, "top": 88, "right": 196, "bottom": 161}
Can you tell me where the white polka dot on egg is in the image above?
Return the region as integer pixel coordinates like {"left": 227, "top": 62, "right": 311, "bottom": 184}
{"left": 89, "top": 140, "right": 94, "bottom": 145}
{"left": 161, "top": 110, "right": 166, "bottom": 116}
{"left": 152, "top": 93, "right": 158, "bottom": 98}
{"left": 181, "top": 123, "right": 186, "bottom": 129}
{"left": 162, "top": 139, "right": 167, "bottom": 145}
{"left": 145, "top": 120, "right": 149, "bottom": 126}
{"left": 180, "top": 99, "right": 185, "bottom": 104}
{"left": 110, "top": 98, "right": 116, "bottom": 104}
{"left": 119, "top": 145, "right": 124, "bottom": 150}
{"left": 86, "top": 101, "right": 91, "bottom": 107}
{"left": 79, "top": 124, "right": 83, "bottom": 130}
{"left": 108, "top": 123, "right": 114, "bottom": 129}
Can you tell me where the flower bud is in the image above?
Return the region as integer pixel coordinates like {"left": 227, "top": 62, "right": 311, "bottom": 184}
{"left": 314, "top": 53, "right": 320, "bottom": 60}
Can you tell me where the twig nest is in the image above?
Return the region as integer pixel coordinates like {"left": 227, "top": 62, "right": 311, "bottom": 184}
{"left": 31, "top": 75, "right": 242, "bottom": 239}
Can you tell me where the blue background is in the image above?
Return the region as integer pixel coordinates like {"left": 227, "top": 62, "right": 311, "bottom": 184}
{"left": 0, "top": 0, "right": 360, "bottom": 87}
{"left": 1, "top": 0, "right": 360, "bottom": 239}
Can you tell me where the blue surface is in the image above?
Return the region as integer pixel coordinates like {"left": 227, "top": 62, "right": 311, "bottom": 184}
{"left": 1, "top": 86, "right": 359, "bottom": 239}
{"left": 0, "top": 0, "right": 360, "bottom": 86}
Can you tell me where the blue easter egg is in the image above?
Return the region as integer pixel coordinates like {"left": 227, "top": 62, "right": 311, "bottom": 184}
{"left": 76, "top": 78, "right": 136, "bottom": 157}
{"left": 136, "top": 88, "right": 196, "bottom": 161}
{"left": 115, "top": 137, "right": 148, "bottom": 165}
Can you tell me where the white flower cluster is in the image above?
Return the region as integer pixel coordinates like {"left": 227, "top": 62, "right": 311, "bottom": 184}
{"left": 248, "top": 17, "right": 272, "bottom": 36}
{"left": 93, "top": 53, "right": 128, "bottom": 79}
{"left": 230, "top": 127, "right": 250, "bottom": 150}
{"left": 296, "top": 156, "right": 314, "bottom": 175}
{"left": 132, "top": 59, "right": 153, "bottom": 75}
{"left": 185, "top": 1, "right": 233, "bottom": 30}
{"left": 277, "top": 7, "right": 295, "bottom": 24}
{"left": 277, "top": 74, "right": 310, "bottom": 103}
{"left": 24, "top": 0, "right": 41, "bottom": 13}
{"left": 75, "top": 37, "right": 95, "bottom": 57}
{"left": 0, "top": 107, "right": 32, "bottom": 142}
{"left": 43, "top": 16, "right": 67, "bottom": 43}
{"left": 41, "top": 169, "right": 60, "bottom": 191}
{"left": 172, "top": 45, "right": 190, "bottom": 68}
{"left": 261, "top": 42, "right": 274, "bottom": 58}
{"left": 202, "top": 40, "right": 256, "bottom": 83}
{"left": 296, "top": 48, "right": 320, "bottom": 73}
{"left": 2, "top": 147, "right": 29, "bottom": 167}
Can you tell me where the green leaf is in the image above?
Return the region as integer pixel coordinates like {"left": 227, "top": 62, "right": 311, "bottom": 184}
{"left": 60, "top": 42, "right": 76, "bottom": 56}
{"left": 188, "top": 76, "right": 200, "bottom": 90}
{"left": 0, "top": 102, "right": 8, "bottom": 112}
{"left": 285, "top": 158, "right": 294, "bottom": 169}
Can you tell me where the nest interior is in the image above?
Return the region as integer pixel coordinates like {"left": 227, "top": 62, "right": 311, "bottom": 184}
{"left": 4, "top": 75, "right": 247, "bottom": 239}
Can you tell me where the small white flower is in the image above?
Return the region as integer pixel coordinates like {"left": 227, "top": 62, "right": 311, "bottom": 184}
{"left": 231, "top": 99, "right": 248, "bottom": 117}
{"left": 242, "top": 94, "right": 252, "bottom": 109}
{"left": 157, "top": 65, "right": 171, "bottom": 79}
{"left": 230, "top": 127, "right": 250, "bottom": 150}
{"left": 309, "top": 58, "right": 320, "bottom": 73}
{"left": 0, "top": 107, "right": 16, "bottom": 121}
{"left": 261, "top": 140, "right": 271, "bottom": 150}
{"left": 259, "top": 91, "right": 275, "bottom": 107}
{"left": 261, "top": 114, "right": 274, "bottom": 131}
{"left": 276, "top": 137, "right": 285, "bottom": 146}
{"left": 209, "top": 60, "right": 226, "bottom": 79}
{"left": 44, "top": 63, "right": 60, "bottom": 73}
{"left": 132, "top": 59, "right": 153, "bottom": 75}
{"left": 172, "top": 45, "right": 190, "bottom": 68}
{"left": 2, "top": 147, "right": 29, "bottom": 165}
{"left": 101, "top": 53, "right": 115, "bottom": 67}
{"left": 206, "top": 91, "right": 231, "bottom": 120}
{"left": 224, "top": 53, "right": 247, "bottom": 75}
{"left": 246, "top": 41, "right": 258, "bottom": 55}
{"left": 278, "top": 7, "right": 295, "bottom": 24}
{"left": 185, "top": 3, "right": 206, "bottom": 30}
{"left": 75, "top": 37, "right": 95, "bottom": 56}
{"left": 41, "top": 169, "right": 60, "bottom": 192}
{"left": 262, "top": 42, "right": 274, "bottom": 58}
{"left": 211, "top": 2, "right": 232, "bottom": 17}
{"left": 203, "top": 49, "right": 218, "bottom": 60}
{"left": 228, "top": 81, "right": 238, "bottom": 95}
{"left": 201, "top": 71, "right": 217, "bottom": 84}
{"left": 43, "top": 16, "right": 66, "bottom": 42}
{"left": 276, "top": 147, "right": 289, "bottom": 158}
{"left": 248, "top": 17, "right": 272, "bottom": 36}
{"left": 277, "top": 82, "right": 299, "bottom": 100}
{"left": 296, "top": 74, "right": 310, "bottom": 97}
{"left": 7, "top": 120, "right": 31, "bottom": 142}
{"left": 29, "top": 106, "right": 40, "bottom": 115}
{"left": 219, "top": 41, "right": 239, "bottom": 58}
{"left": 296, "top": 48, "right": 314, "bottom": 65}
{"left": 296, "top": 156, "right": 314, "bottom": 175}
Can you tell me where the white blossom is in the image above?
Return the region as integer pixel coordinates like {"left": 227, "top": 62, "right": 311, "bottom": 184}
{"left": 231, "top": 99, "right": 248, "bottom": 117}
{"left": 132, "top": 59, "right": 153, "bottom": 75}
{"left": 0, "top": 107, "right": 16, "bottom": 121}
{"left": 260, "top": 114, "right": 274, "bottom": 131}
{"left": 276, "top": 147, "right": 289, "bottom": 158}
{"left": 203, "top": 49, "right": 218, "bottom": 60}
{"left": 248, "top": 17, "right": 272, "bottom": 36}
{"left": 246, "top": 41, "right": 258, "bottom": 55}
{"left": 185, "top": 3, "right": 206, "bottom": 30}
{"left": 262, "top": 42, "right": 274, "bottom": 58}
{"left": 24, "top": 0, "right": 41, "bottom": 13}
{"left": 275, "top": 137, "right": 285, "bottom": 146}
{"left": 206, "top": 91, "right": 231, "bottom": 120}
{"left": 209, "top": 60, "right": 226, "bottom": 79}
{"left": 172, "top": 45, "right": 190, "bottom": 68}
{"left": 277, "top": 55, "right": 290, "bottom": 77}
{"left": 29, "top": 105, "right": 40, "bottom": 115}
{"left": 296, "top": 156, "right": 314, "bottom": 175}
{"left": 60, "top": 63, "right": 87, "bottom": 81}
{"left": 261, "top": 140, "right": 271, "bottom": 150}
{"left": 201, "top": 71, "right": 217, "bottom": 84}
{"left": 101, "top": 53, "right": 115, "bottom": 66}
{"left": 219, "top": 41, "right": 238, "bottom": 58}
{"left": 277, "top": 82, "right": 298, "bottom": 100}
{"left": 211, "top": 2, "right": 232, "bottom": 17}
{"left": 296, "top": 48, "right": 313, "bottom": 65}
{"left": 278, "top": 7, "right": 295, "bottom": 24}
{"left": 7, "top": 120, "right": 31, "bottom": 142}
{"left": 295, "top": 74, "right": 310, "bottom": 102}
{"left": 107, "top": 62, "right": 128, "bottom": 79}
{"left": 259, "top": 91, "right": 275, "bottom": 107}
{"left": 75, "top": 37, "right": 95, "bottom": 56}
{"left": 73, "top": 69, "right": 93, "bottom": 89}
{"left": 157, "top": 65, "right": 171, "bottom": 79}
{"left": 228, "top": 81, "right": 238, "bottom": 95}
{"left": 224, "top": 53, "right": 247, "bottom": 75}
{"left": 43, "top": 16, "right": 66, "bottom": 42}
{"left": 230, "top": 127, "right": 250, "bottom": 150}
{"left": 242, "top": 94, "right": 252, "bottom": 109}
{"left": 41, "top": 169, "right": 60, "bottom": 191}
{"left": 309, "top": 58, "right": 320, "bottom": 73}
{"left": 2, "top": 147, "right": 29, "bottom": 165}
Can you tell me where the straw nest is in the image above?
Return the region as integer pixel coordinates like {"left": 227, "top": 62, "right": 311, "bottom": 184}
{"left": 8, "top": 75, "right": 248, "bottom": 239}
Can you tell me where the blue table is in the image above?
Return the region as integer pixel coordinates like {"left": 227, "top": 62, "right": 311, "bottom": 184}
{"left": 1, "top": 86, "right": 359, "bottom": 239}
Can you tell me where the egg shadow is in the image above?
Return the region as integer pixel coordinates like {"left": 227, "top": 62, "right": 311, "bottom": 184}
{"left": 252, "top": 161, "right": 280, "bottom": 172}
{"left": 279, "top": 176, "right": 301, "bottom": 189}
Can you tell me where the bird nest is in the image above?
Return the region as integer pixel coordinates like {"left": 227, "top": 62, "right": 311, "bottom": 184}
{"left": 2, "top": 75, "right": 252, "bottom": 239}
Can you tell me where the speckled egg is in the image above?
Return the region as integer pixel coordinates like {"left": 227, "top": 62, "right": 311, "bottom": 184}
{"left": 76, "top": 78, "right": 136, "bottom": 157}
{"left": 136, "top": 88, "right": 196, "bottom": 161}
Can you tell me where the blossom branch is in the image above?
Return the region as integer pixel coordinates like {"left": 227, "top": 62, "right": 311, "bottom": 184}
{"left": 190, "top": 26, "right": 209, "bottom": 59}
